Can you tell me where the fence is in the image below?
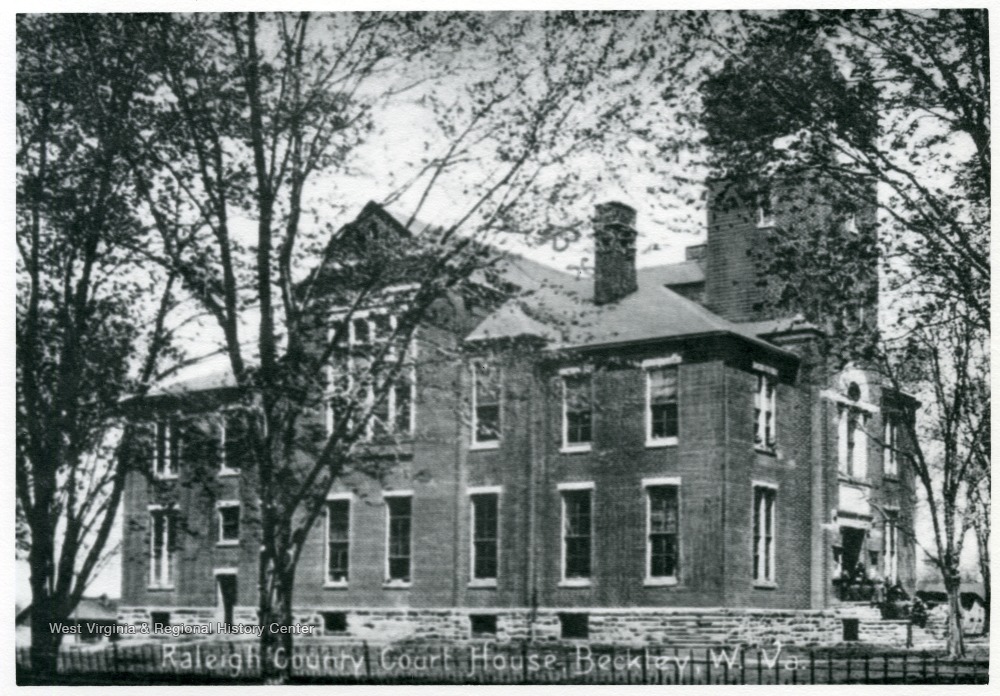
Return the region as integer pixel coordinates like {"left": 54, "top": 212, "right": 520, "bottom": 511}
{"left": 15, "top": 641, "right": 989, "bottom": 685}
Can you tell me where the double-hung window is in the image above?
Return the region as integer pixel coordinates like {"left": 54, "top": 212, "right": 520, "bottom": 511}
{"left": 148, "top": 507, "right": 177, "bottom": 589}
{"left": 883, "top": 414, "right": 900, "bottom": 478}
{"left": 154, "top": 421, "right": 179, "bottom": 479}
{"left": 471, "top": 361, "right": 501, "bottom": 448}
{"left": 469, "top": 488, "right": 500, "bottom": 585}
{"left": 752, "top": 485, "right": 777, "bottom": 585}
{"left": 644, "top": 358, "right": 679, "bottom": 446}
{"left": 217, "top": 502, "right": 240, "bottom": 546}
{"left": 753, "top": 365, "right": 778, "bottom": 450}
{"left": 326, "top": 496, "right": 351, "bottom": 585}
{"left": 755, "top": 189, "right": 774, "bottom": 228}
{"left": 385, "top": 493, "right": 412, "bottom": 585}
{"left": 219, "top": 412, "right": 246, "bottom": 476}
{"left": 328, "top": 311, "right": 416, "bottom": 440}
{"left": 644, "top": 478, "right": 680, "bottom": 585}
{"left": 559, "top": 483, "right": 593, "bottom": 585}
{"left": 561, "top": 370, "right": 592, "bottom": 452}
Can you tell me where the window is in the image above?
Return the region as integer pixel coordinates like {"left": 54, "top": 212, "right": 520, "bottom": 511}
{"left": 753, "top": 485, "right": 776, "bottom": 585}
{"left": 754, "top": 371, "right": 777, "bottom": 450}
{"left": 154, "top": 421, "right": 179, "bottom": 479}
{"left": 330, "top": 311, "right": 416, "bottom": 440}
{"left": 562, "top": 372, "right": 592, "bottom": 451}
{"left": 150, "top": 611, "right": 171, "bottom": 628}
{"left": 843, "top": 212, "right": 859, "bottom": 234}
{"left": 839, "top": 407, "right": 869, "bottom": 478}
{"left": 148, "top": 508, "right": 176, "bottom": 589}
{"left": 646, "top": 483, "right": 680, "bottom": 584}
{"left": 321, "top": 611, "right": 348, "bottom": 633}
{"left": 842, "top": 618, "right": 860, "bottom": 642}
{"left": 385, "top": 494, "right": 412, "bottom": 584}
{"left": 883, "top": 510, "right": 899, "bottom": 584}
{"left": 470, "top": 491, "right": 499, "bottom": 584}
{"left": 883, "top": 414, "right": 900, "bottom": 478}
{"left": 471, "top": 361, "right": 501, "bottom": 448}
{"left": 755, "top": 190, "right": 774, "bottom": 228}
{"left": 326, "top": 498, "right": 351, "bottom": 585}
{"left": 560, "top": 485, "right": 593, "bottom": 584}
{"left": 470, "top": 614, "right": 497, "bottom": 637}
{"left": 559, "top": 613, "right": 589, "bottom": 639}
{"left": 646, "top": 365, "right": 678, "bottom": 445}
{"left": 217, "top": 503, "right": 240, "bottom": 545}
{"left": 220, "top": 412, "right": 247, "bottom": 475}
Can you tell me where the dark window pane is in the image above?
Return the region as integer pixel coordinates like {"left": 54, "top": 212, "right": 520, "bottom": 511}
{"left": 387, "top": 497, "right": 412, "bottom": 581}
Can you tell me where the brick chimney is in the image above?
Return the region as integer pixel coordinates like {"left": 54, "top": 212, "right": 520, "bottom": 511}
{"left": 593, "top": 201, "right": 638, "bottom": 305}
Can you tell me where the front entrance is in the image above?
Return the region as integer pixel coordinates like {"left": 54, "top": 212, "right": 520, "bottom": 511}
{"left": 216, "top": 572, "right": 237, "bottom": 625}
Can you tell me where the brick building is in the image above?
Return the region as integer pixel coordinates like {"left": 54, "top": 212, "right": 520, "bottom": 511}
{"left": 119, "top": 182, "right": 917, "bottom": 644}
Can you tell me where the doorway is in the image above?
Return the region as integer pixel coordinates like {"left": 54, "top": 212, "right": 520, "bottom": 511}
{"left": 216, "top": 572, "right": 237, "bottom": 625}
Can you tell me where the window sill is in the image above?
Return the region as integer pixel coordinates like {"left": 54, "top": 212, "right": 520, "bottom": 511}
{"left": 753, "top": 581, "right": 777, "bottom": 590}
{"left": 216, "top": 540, "right": 240, "bottom": 547}
{"left": 147, "top": 585, "right": 175, "bottom": 592}
{"left": 644, "top": 577, "right": 678, "bottom": 587}
{"left": 646, "top": 437, "right": 678, "bottom": 449}
{"left": 468, "top": 579, "right": 498, "bottom": 589}
{"left": 324, "top": 581, "right": 349, "bottom": 589}
{"left": 154, "top": 474, "right": 179, "bottom": 481}
{"left": 383, "top": 582, "right": 412, "bottom": 590}
{"left": 219, "top": 469, "right": 240, "bottom": 477}
{"left": 754, "top": 445, "right": 777, "bottom": 457}
{"left": 883, "top": 474, "right": 900, "bottom": 482}
{"left": 558, "top": 579, "right": 592, "bottom": 588}
{"left": 560, "top": 444, "right": 592, "bottom": 455}
{"left": 469, "top": 441, "right": 500, "bottom": 452}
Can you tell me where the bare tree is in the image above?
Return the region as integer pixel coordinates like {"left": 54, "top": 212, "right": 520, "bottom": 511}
{"left": 16, "top": 14, "right": 180, "bottom": 673}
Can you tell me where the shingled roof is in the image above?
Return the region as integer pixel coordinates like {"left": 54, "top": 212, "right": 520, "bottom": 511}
{"left": 465, "top": 263, "right": 794, "bottom": 359}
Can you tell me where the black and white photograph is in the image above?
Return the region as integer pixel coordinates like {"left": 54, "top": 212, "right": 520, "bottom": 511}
{"left": 13, "top": 8, "right": 990, "bottom": 686}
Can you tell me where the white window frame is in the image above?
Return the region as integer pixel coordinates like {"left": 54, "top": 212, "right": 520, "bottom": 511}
{"left": 468, "top": 485, "right": 502, "bottom": 587}
{"left": 154, "top": 420, "right": 179, "bottom": 480}
{"left": 883, "top": 414, "right": 900, "bottom": 478}
{"left": 643, "top": 476, "right": 681, "bottom": 586}
{"left": 218, "top": 413, "right": 241, "bottom": 477}
{"left": 755, "top": 190, "right": 775, "bottom": 228}
{"left": 839, "top": 406, "right": 869, "bottom": 480}
{"left": 753, "top": 363, "right": 778, "bottom": 452}
{"left": 560, "top": 367, "right": 593, "bottom": 454}
{"left": 558, "top": 481, "right": 594, "bottom": 587}
{"left": 752, "top": 482, "right": 778, "bottom": 587}
{"left": 843, "top": 212, "right": 859, "bottom": 234}
{"left": 470, "top": 360, "right": 501, "bottom": 450}
{"left": 383, "top": 490, "right": 414, "bottom": 587}
{"left": 643, "top": 356, "right": 681, "bottom": 448}
{"left": 216, "top": 501, "right": 241, "bottom": 547}
{"left": 324, "top": 492, "right": 352, "bottom": 588}
{"left": 147, "top": 505, "right": 176, "bottom": 590}
{"left": 327, "top": 309, "right": 417, "bottom": 440}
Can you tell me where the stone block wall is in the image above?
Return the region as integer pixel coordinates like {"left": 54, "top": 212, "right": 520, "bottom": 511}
{"left": 116, "top": 605, "right": 940, "bottom": 650}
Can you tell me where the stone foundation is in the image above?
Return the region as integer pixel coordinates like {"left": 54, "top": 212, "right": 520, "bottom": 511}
{"left": 116, "top": 605, "right": 943, "bottom": 650}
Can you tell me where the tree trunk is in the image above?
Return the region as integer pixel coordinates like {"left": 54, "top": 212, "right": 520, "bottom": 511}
{"left": 28, "top": 500, "right": 59, "bottom": 676}
{"left": 943, "top": 573, "right": 966, "bottom": 658}
{"left": 259, "top": 565, "right": 296, "bottom": 684}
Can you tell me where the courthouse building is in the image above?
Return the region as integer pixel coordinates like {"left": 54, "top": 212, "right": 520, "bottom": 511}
{"left": 119, "top": 180, "right": 917, "bottom": 644}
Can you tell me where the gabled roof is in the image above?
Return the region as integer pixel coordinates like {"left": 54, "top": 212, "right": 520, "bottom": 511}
{"left": 466, "top": 266, "right": 795, "bottom": 360}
